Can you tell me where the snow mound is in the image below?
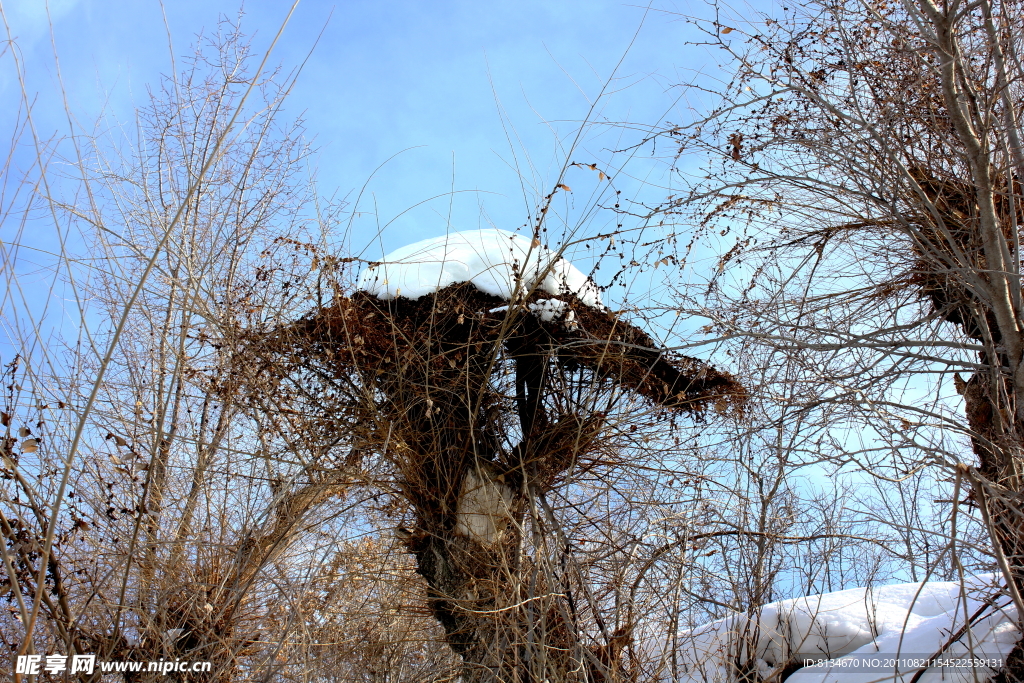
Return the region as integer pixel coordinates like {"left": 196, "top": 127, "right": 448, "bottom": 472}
{"left": 357, "top": 229, "right": 602, "bottom": 308}
{"left": 671, "top": 575, "right": 1018, "bottom": 683}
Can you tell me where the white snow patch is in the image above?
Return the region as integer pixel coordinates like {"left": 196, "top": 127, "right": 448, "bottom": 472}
{"left": 357, "top": 229, "right": 602, "bottom": 307}
{"left": 528, "top": 298, "right": 577, "bottom": 327}
{"left": 666, "top": 575, "right": 1018, "bottom": 683}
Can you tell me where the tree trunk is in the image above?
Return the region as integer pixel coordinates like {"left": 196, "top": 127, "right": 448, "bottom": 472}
{"left": 957, "top": 371, "right": 1024, "bottom": 682}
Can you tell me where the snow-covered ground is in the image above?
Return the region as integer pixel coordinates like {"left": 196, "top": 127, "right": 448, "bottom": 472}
{"left": 357, "top": 229, "right": 602, "bottom": 308}
{"left": 670, "top": 575, "right": 1018, "bottom": 683}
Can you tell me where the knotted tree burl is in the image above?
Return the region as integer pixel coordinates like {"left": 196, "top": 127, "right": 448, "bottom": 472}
{"left": 243, "top": 272, "right": 744, "bottom": 682}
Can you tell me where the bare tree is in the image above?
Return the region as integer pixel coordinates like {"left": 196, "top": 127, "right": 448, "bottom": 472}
{"left": 240, "top": 238, "right": 746, "bottom": 681}
{"left": 0, "top": 14, "right": 462, "bottom": 682}
{"left": 637, "top": 0, "right": 1024, "bottom": 678}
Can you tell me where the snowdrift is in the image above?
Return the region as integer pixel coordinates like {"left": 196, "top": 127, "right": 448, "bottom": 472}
{"left": 671, "top": 575, "right": 1018, "bottom": 683}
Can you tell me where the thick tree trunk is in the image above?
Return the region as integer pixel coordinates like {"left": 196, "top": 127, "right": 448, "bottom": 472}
{"left": 410, "top": 532, "right": 514, "bottom": 681}
{"left": 957, "top": 371, "right": 1024, "bottom": 682}
{"left": 407, "top": 527, "right": 583, "bottom": 683}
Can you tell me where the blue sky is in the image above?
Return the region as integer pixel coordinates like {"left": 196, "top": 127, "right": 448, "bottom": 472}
{"left": 4, "top": 3, "right": 960, "bottom": 590}
{"left": 2, "top": 0, "right": 750, "bottom": 261}
{"left": 1, "top": 3, "right": 974, "bottom": 595}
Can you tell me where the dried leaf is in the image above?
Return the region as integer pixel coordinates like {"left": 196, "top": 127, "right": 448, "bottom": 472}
{"left": 558, "top": 183, "right": 571, "bottom": 192}
{"left": 21, "top": 439, "right": 38, "bottom": 453}
{"left": 721, "top": 26, "right": 734, "bottom": 33}
{"left": 18, "top": 427, "right": 30, "bottom": 437}
{"left": 0, "top": 412, "right": 9, "bottom": 427}
{"left": 598, "top": 172, "right": 606, "bottom": 181}
{"left": 728, "top": 132, "right": 744, "bottom": 161}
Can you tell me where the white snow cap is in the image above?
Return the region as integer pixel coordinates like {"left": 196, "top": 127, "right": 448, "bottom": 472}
{"left": 663, "top": 575, "right": 1018, "bottom": 683}
{"left": 357, "top": 229, "right": 602, "bottom": 308}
